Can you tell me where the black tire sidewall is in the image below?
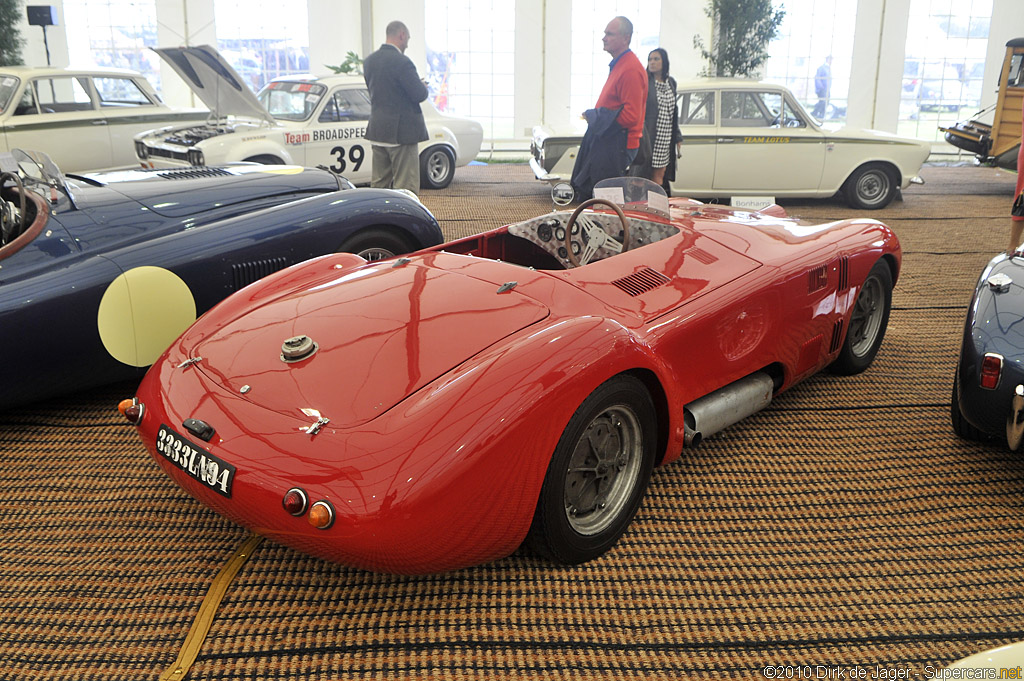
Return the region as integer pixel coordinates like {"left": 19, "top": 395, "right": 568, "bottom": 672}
{"left": 528, "top": 375, "right": 657, "bottom": 564}
{"left": 419, "top": 146, "right": 455, "bottom": 189}
{"left": 338, "top": 227, "right": 412, "bottom": 259}
{"left": 845, "top": 163, "right": 897, "bottom": 210}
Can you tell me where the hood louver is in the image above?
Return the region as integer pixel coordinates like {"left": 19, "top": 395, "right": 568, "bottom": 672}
{"left": 612, "top": 268, "right": 670, "bottom": 297}
{"left": 157, "top": 168, "right": 234, "bottom": 180}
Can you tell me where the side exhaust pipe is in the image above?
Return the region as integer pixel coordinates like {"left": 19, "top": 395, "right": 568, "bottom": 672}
{"left": 684, "top": 372, "right": 774, "bottom": 446}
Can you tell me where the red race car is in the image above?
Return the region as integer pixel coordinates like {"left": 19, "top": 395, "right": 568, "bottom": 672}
{"left": 123, "top": 178, "right": 900, "bottom": 574}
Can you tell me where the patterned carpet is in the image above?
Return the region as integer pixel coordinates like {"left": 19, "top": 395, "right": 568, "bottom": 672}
{"left": 2, "top": 164, "right": 1023, "bottom": 679}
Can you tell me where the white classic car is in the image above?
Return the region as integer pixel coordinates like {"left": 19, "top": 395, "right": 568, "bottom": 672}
{"left": 135, "top": 45, "right": 484, "bottom": 189}
{"left": 0, "top": 66, "right": 205, "bottom": 172}
{"left": 531, "top": 78, "right": 931, "bottom": 209}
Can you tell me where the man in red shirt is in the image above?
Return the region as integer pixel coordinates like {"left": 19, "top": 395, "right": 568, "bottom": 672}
{"left": 570, "top": 16, "right": 648, "bottom": 199}
{"left": 597, "top": 16, "right": 648, "bottom": 166}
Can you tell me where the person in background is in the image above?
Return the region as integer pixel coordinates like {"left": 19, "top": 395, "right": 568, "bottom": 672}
{"left": 570, "top": 16, "right": 648, "bottom": 200}
{"left": 642, "top": 48, "right": 682, "bottom": 191}
{"left": 1009, "top": 104, "right": 1024, "bottom": 252}
{"left": 813, "top": 56, "right": 832, "bottom": 119}
{"left": 363, "top": 20, "right": 429, "bottom": 194}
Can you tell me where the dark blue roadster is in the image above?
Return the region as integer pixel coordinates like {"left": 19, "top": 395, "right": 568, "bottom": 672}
{"left": 0, "top": 150, "right": 442, "bottom": 409}
{"left": 953, "top": 251, "right": 1024, "bottom": 448}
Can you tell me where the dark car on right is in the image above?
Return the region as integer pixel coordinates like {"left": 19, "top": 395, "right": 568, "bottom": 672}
{"left": 952, "top": 251, "right": 1024, "bottom": 448}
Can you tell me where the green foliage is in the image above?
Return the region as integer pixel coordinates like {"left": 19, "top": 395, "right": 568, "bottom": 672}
{"left": 0, "top": 0, "right": 25, "bottom": 66}
{"left": 325, "top": 51, "right": 364, "bottom": 76}
{"left": 694, "top": 0, "right": 785, "bottom": 78}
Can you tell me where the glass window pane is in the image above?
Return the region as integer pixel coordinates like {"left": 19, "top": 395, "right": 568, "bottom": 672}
{"left": 62, "top": 0, "right": 161, "bottom": 88}
{"left": 426, "top": 0, "right": 516, "bottom": 140}
{"left": 214, "top": 0, "right": 310, "bottom": 92}
{"left": 898, "top": 0, "right": 993, "bottom": 142}
{"left": 95, "top": 77, "right": 152, "bottom": 106}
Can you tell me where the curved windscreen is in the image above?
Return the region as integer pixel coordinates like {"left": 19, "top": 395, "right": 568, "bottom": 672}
{"left": 592, "top": 177, "right": 670, "bottom": 218}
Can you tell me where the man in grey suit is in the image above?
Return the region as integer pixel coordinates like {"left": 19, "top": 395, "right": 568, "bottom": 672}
{"left": 363, "top": 20, "right": 429, "bottom": 194}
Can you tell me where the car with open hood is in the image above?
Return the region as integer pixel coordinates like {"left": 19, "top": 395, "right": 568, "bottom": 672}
{"left": 531, "top": 79, "right": 930, "bottom": 209}
{"left": 0, "top": 149, "right": 442, "bottom": 410}
{"left": 133, "top": 45, "right": 484, "bottom": 189}
{"left": 0, "top": 66, "right": 205, "bottom": 172}
{"left": 123, "top": 177, "right": 901, "bottom": 574}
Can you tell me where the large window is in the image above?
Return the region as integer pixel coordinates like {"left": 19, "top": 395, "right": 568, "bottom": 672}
{"left": 765, "top": 0, "right": 857, "bottom": 124}
{"left": 899, "top": 0, "right": 992, "bottom": 141}
{"left": 63, "top": 0, "right": 161, "bottom": 88}
{"left": 425, "top": 0, "right": 516, "bottom": 140}
{"left": 214, "top": 0, "right": 310, "bottom": 92}
{"left": 568, "top": 1, "right": 662, "bottom": 132}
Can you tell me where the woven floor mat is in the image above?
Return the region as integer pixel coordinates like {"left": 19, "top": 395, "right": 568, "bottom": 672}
{"left": 2, "top": 164, "right": 1023, "bottom": 679}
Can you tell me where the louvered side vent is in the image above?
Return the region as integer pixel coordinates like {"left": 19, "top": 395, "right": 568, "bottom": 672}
{"left": 157, "top": 167, "right": 234, "bottom": 180}
{"left": 232, "top": 257, "right": 290, "bottom": 290}
{"left": 808, "top": 264, "right": 828, "bottom": 293}
{"left": 838, "top": 255, "right": 849, "bottom": 290}
{"left": 612, "top": 268, "right": 671, "bottom": 297}
{"left": 829, "top": 318, "right": 845, "bottom": 354}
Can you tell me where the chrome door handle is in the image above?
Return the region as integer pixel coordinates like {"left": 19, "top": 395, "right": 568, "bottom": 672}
{"left": 716, "top": 138, "right": 735, "bottom": 143}
{"left": 92, "top": 119, "right": 108, "bottom": 125}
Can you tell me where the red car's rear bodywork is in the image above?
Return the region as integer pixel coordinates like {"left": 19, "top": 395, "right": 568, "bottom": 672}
{"left": 131, "top": 193, "right": 900, "bottom": 574}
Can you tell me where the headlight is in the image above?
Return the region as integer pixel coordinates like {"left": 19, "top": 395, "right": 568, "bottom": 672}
{"left": 134, "top": 141, "right": 148, "bottom": 160}
{"left": 187, "top": 149, "right": 205, "bottom": 166}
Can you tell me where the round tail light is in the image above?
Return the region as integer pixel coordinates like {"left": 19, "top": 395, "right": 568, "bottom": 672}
{"left": 308, "top": 500, "right": 335, "bottom": 529}
{"left": 118, "top": 398, "right": 144, "bottom": 425}
{"left": 282, "top": 488, "right": 308, "bottom": 516}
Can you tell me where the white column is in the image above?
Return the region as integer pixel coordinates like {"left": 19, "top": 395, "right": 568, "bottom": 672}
{"left": 154, "top": 0, "right": 217, "bottom": 108}
{"left": 308, "top": 0, "right": 363, "bottom": 72}
{"left": 848, "top": 0, "right": 911, "bottom": 132}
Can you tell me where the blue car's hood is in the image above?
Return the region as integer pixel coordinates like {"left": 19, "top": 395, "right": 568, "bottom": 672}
{"left": 69, "top": 165, "right": 341, "bottom": 218}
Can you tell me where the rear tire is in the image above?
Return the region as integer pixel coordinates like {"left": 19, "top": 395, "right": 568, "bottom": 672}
{"left": 338, "top": 228, "right": 413, "bottom": 261}
{"left": 419, "top": 146, "right": 456, "bottom": 190}
{"left": 830, "top": 260, "right": 893, "bottom": 375}
{"left": 527, "top": 375, "right": 656, "bottom": 565}
{"left": 950, "top": 377, "right": 986, "bottom": 441}
{"left": 844, "top": 163, "right": 898, "bottom": 209}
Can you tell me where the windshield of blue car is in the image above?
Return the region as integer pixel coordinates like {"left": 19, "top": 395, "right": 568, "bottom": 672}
{"left": 0, "top": 76, "right": 19, "bottom": 114}
{"left": 257, "top": 81, "right": 328, "bottom": 121}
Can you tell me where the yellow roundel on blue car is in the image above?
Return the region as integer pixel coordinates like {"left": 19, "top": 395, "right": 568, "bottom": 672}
{"left": 98, "top": 266, "right": 197, "bottom": 367}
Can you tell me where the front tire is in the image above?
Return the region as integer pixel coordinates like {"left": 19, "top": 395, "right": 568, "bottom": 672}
{"left": 830, "top": 259, "right": 893, "bottom": 375}
{"left": 338, "top": 228, "right": 413, "bottom": 261}
{"left": 527, "top": 375, "right": 656, "bottom": 565}
{"left": 844, "top": 163, "right": 898, "bottom": 209}
{"left": 419, "top": 146, "right": 455, "bottom": 189}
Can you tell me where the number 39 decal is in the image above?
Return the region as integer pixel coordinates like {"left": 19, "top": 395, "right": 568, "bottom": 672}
{"left": 330, "top": 144, "right": 365, "bottom": 174}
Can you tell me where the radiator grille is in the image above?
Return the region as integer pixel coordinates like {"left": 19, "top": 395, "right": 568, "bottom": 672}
{"left": 232, "top": 257, "right": 290, "bottom": 290}
{"left": 611, "top": 268, "right": 671, "bottom": 297}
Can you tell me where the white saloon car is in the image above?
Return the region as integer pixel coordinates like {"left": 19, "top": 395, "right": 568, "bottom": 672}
{"left": 135, "top": 45, "right": 484, "bottom": 189}
{"left": 0, "top": 66, "right": 205, "bottom": 172}
{"left": 531, "top": 79, "right": 931, "bottom": 209}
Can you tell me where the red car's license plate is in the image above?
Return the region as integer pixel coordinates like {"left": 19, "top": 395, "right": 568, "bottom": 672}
{"left": 155, "top": 424, "right": 235, "bottom": 497}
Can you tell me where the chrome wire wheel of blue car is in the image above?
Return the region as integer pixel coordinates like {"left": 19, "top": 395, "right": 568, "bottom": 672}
{"left": 831, "top": 259, "right": 893, "bottom": 375}
{"left": 528, "top": 374, "right": 656, "bottom": 565}
{"left": 338, "top": 227, "right": 413, "bottom": 262}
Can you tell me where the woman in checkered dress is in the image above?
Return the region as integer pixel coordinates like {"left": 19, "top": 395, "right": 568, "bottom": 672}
{"left": 645, "top": 48, "right": 682, "bottom": 188}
